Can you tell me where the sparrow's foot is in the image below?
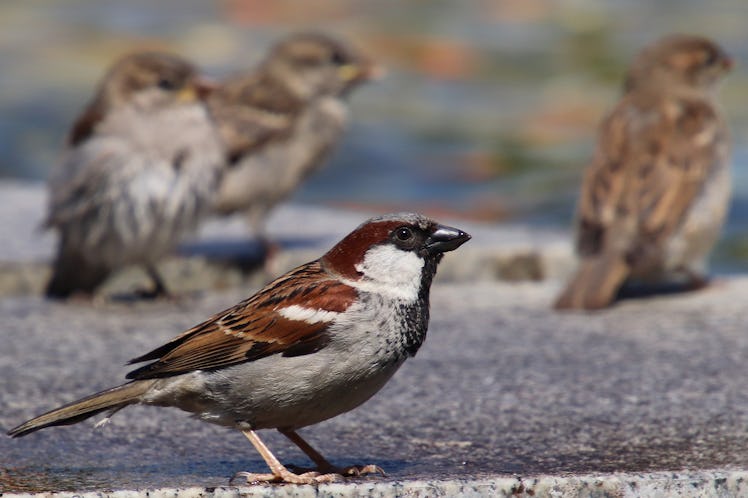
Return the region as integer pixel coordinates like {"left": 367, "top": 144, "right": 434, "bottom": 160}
{"left": 238, "top": 429, "right": 351, "bottom": 485}
{"left": 135, "top": 264, "right": 172, "bottom": 299}
{"left": 342, "top": 464, "right": 387, "bottom": 477}
{"left": 279, "top": 428, "right": 387, "bottom": 480}
{"left": 230, "top": 469, "right": 342, "bottom": 485}
{"left": 288, "top": 463, "right": 386, "bottom": 477}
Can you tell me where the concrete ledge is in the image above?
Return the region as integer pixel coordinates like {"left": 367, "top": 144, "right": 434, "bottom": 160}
{"left": 4, "top": 472, "right": 747, "bottom": 498}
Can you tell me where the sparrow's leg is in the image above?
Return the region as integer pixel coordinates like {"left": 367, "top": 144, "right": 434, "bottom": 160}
{"left": 279, "top": 428, "right": 385, "bottom": 478}
{"left": 248, "top": 213, "right": 282, "bottom": 280}
{"left": 136, "top": 264, "right": 171, "bottom": 299}
{"left": 231, "top": 429, "right": 339, "bottom": 485}
{"left": 258, "top": 235, "right": 282, "bottom": 281}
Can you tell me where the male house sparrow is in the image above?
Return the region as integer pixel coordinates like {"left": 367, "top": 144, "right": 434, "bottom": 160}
{"left": 45, "top": 52, "right": 224, "bottom": 298}
{"left": 9, "top": 213, "right": 470, "bottom": 484}
{"left": 209, "top": 32, "right": 381, "bottom": 240}
{"left": 554, "top": 35, "right": 732, "bottom": 310}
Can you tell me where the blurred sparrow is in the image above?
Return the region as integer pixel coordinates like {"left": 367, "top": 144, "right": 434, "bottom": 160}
{"left": 45, "top": 52, "right": 224, "bottom": 298}
{"left": 9, "top": 213, "right": 470, "bottom": 484}
{"left": 555, "top": 35, "right": 732, "bottom": 310}
{"left": 209, "top": 32, "right": 381, "bottom": 240}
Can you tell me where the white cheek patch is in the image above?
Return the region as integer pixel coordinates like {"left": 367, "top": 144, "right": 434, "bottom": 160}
{"left": 277, "top": 305, "right": 340, "bottom": 324}
{"left": 349, "top": 244, "right": 424, "bottom": 301}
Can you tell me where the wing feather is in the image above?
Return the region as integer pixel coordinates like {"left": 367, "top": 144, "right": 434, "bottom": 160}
{"left": 126, "top": 261, "right": 357, "bottom": 379}
{"left": 207, "top": 71, "right": 304, "bottom": 162}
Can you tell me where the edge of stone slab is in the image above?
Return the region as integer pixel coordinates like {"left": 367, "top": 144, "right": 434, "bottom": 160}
{"left": 3, "top": 471, "right": 747, "bottom": 498}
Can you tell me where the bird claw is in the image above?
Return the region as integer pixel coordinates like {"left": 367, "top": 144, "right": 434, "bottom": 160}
{"left": 230, "top": 469, "right": 342, "bottom": 485}
{"left": 343, "top": 464, "right": 387, "bottom": 477}
{"left": 287, "top": 463, "right": 386, "bottom": 478}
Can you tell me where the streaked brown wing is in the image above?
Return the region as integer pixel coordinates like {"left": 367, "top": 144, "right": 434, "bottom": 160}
{"left": 126, "top": 261, "right": 357, "bottom": 379}
{"left": 575, "top": 101, "right": 631, "bottom": 256}
{"left": 208, "top": 72, "right": 303, "bottom": 162}
{"left": 68, "top": 98, "right": 105, "bottom": 147}
{"left": 638, "top": 99, "right": 725, "bottom": 239}
{"left": 575, "top": 95, "right": 724, "bottom": 258}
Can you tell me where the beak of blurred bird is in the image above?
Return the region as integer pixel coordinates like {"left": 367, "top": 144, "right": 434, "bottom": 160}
{"left": 177, "top": 77, "right": 218, "bottom": 102}
{"left": 338, "top": 61, "right": 387, "bottom": 83}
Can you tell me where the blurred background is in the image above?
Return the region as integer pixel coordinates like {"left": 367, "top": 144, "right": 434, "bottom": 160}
{"left": 1, "top": 0, "right": 748, "bottom": 271}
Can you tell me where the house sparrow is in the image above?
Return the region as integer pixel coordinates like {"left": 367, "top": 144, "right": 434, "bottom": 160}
{"left": 8, "top": 213, "right": 470, "bottom": 484}
{"left": 554, "top": 35, "right": 732, "bottom": 310}
{"left": 45, "top": 52, "right": 224, "bottom": 299}
{"left": 209, "top": 32, "right": 382, "bottom": 240}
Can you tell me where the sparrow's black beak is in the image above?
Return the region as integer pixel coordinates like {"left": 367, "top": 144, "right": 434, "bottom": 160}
{"left": 425, "top": 224, "right": 471, "bottom": 255}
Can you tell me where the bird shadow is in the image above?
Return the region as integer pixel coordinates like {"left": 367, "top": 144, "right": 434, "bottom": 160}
{"left": 615, "top": 278, "right": 709, "bottom": 302}
{"left": 178, "top": 235, "right": 329, "bottom": 273}
{"left": 102, "top": 235, "right": 329, "bottom": 303}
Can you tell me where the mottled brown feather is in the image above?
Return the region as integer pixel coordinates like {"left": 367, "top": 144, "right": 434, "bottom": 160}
{"left": 576, "top": 96, "right": 724, "bottom": 264}
{"left": 127, "top": 261, "right": 357, "bottom": 379}
{"left": 208, "top": 71, "right": 303, "bottom": 162}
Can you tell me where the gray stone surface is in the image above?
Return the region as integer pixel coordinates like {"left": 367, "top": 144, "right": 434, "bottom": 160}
{"left": 3, "top": 277, "right": 748, "bottom": 495}
{"left": 2, "top": 181, "right": 748, "bottom": 497}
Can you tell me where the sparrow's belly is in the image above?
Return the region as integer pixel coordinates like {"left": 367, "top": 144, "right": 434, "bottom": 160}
{"left": 146, "top": 347, "right": 404, "bottom": 431}
{"left": 53, "top": 104, "right": 223, "bottom": 268}
{"left": 662, "top": 159, "right": 731, "bottom": 275}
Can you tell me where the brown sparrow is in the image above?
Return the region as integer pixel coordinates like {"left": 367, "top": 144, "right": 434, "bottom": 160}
{"left": 208, "top": 32, "right": 381, "bottom": 240}
{"left": 554, "top": 35, "right": 732, "bottom": 310}
{"left": 45, "top": 52, "right": 224, "bottom": 299}
{"left": 8, "top": 213, "right": 470, "bottom": 484}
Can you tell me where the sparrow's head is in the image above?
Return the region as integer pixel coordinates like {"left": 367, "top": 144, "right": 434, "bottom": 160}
{"left": 264, "top": 32, "right": 383, "bottom": 99}
{"left": 96, "top": 52, "right": 214, "bottom": 111}
{"left": 322, "top": 213, "right": 470, "bottom": 300}
{"left": 625, "top": 35, "right": 732, "bottom": 94}
{"left": 69, "top": 52, "right": 214, "bottom": 145}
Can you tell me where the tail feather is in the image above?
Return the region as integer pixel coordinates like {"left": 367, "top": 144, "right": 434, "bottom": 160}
{"left": 45, "top": 243, "right": 111, "bottom": 299}
{"left": 554, "top": 253, "right": 630, "bottom": 310}
{"left": 7, "top": 381, "right": 154, "bottom": 438}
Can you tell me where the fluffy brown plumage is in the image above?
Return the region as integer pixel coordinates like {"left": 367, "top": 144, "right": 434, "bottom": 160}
{"left": 209, "top": 32, "right": 381, "bottom": 238}
{"left": 45, "top": 52, "right": 224, "bottom": 299}
{"left": 555, "top": 34, "right": 733, "bottom": 310}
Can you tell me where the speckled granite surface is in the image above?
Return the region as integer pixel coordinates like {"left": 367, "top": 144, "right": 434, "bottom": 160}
{"left": 4, "top": 473, "right": 748, "bottom": 497}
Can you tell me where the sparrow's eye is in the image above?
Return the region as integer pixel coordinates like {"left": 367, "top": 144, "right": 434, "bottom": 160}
{"left": 395, "top": 227, "right": 413, "bottom": 241}
{"left": 330, "top": 50, "right": 347, "bottom": 66}
{"left": 157, "top": 78, "right": 177, "bottom": 91}
{"left": 704, "top": 50, "right": 720, "bottom": 66}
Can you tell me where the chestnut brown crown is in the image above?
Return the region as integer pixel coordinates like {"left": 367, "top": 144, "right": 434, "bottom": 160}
{"left": 322, "top": 213, "right": 471, "bottom": 280}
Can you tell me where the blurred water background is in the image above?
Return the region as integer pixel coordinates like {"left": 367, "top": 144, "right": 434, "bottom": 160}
{"left": 1, "top": 0, "right": 748, "bottom": 271}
